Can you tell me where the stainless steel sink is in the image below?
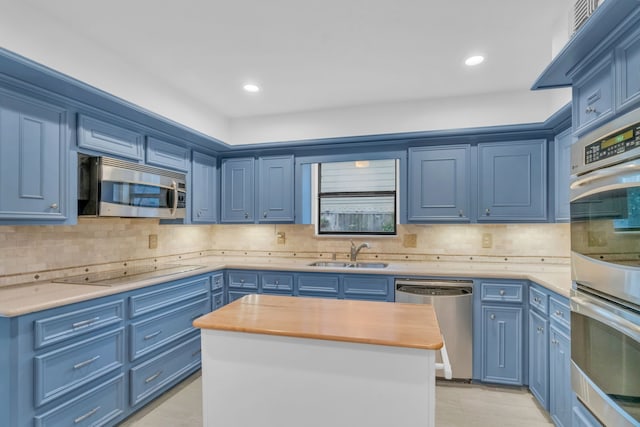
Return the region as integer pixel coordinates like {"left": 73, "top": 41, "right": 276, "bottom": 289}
{"left": 308, "top": 261, "right": 388, "bottom": 269}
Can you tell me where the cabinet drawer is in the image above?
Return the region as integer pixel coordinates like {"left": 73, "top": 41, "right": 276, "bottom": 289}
{"left": 129, "top": 297, "right": 209, "bottom": 361}
{"left": 549, "top": 296, "right": 570, "bottom": 330}
{"left": 262, "top": 273, "right": 294, "bottom": 292}
{"left": 529, "top": 286, "right": 548, "bottom": 315}
{"left": 228, "top": 271, "right": 259, "bottom": 289}
{"left": 34, "top": 374, "right": 125, "bottom": 427}
{"left": 297, "top": 274, "right": 340, "bottom": 297}
{"left": 343, "top": 275, "right": 390, "bottom": 300}
{"left": 146, "top": 137, "right": 189, "bottom": 172}
{"left": 129, "top": 277, "right": 209, "bottom": 318}
{"left": 34, "top": 300, "right": 124, "bottom": 349}
{"left": 34, "top": 328, "right": 125, "bottom": 406}
{"left": 574, "top": 57, "right": 614, "bottom": 133}
{"left": 212, "top": 291, "right": 224, "bottom": 310}
{"left": 77, "top": 115, "right": 143, "bottom": 160}
{"left": 130, "top": 334, "right": 201, "bottom": 406}
{"left": 211, "top": 272, "right": 224, "bottom": 291}
{"left": 481, "top": 282, "right": 524, "bottom": 303}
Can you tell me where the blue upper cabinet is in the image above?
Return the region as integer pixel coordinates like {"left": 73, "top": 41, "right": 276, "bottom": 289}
{"left": 554, "top": 129, "right": 573, "bottom": 222}
{"left": 617, "top": 26, "right": 640, "bottom": 110}
{"left": 0, "top": 89, "right": 70, "bottom": 222}
{"left": 78, "top": 114, "right": 144, "bottom": 161}
{"left": 221, "top": 157, "right": 255, "bottom": 223}
{"left": 477, "top": 139, "right": 547, "bottom": 222}
{"left": 408, "top": 145, "right": 470, "bottom": 222}
{"left": 258, "top": 155, "right": 294, "bottom": 223}
{"left": 192, "top": 151, "right": 217, "bottom": 224}
{"left": 572, "top": 54, "right": 615, "bottom": 135}
{"left": 146, "top": 137, "right": 189, "bottom": 172}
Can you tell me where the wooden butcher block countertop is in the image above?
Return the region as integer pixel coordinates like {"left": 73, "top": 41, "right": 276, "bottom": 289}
{"left": 194, "top": 294, "right": 443, "bottom": 350}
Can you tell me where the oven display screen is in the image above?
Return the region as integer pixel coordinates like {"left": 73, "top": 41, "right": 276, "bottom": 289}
{"left": 584, "top": 124, "right": 640, "bottom": 164}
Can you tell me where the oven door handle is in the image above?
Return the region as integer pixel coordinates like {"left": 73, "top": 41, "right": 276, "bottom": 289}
{"left": 571, "top": 160, "right": 640, "bottom": 189}
{"left": 571, "top": 295, "right": 640, "bottom": 342}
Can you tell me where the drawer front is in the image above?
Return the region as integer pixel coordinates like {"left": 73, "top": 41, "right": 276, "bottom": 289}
{"left": 212, "top": 291, "right": 224, "bottom": 310}
{"left": 34, "top": 328, "right": 125, "bottom": 406}
{"left": 34, "top": 374, "right": 125, "bottom": 427}
{"left": 211, "top": 272, "right": 224, "bottom": 291}
{"left": 145, "top": 137, "right": 189, "bottom": 172}
{"left": 297, "top": 274, "right": 340, "bottom": 297}
{"left": 480, "top": 282, "right": 524, "bottom": 303}
{"left": 574, "top": 58, "right": 614, "bottom": 132}
{"left": 262, "top": 273, "right": 294, "bottom": 292}
{"left": 129, "top": 276, "right": 209, "bottom": 318}
{"left": 343, "top": 275, "right": 390, "bottom": 300}
{"left": 34, "top": 300, "right": 124, "bottom": 349}
{"left": 228, "top": 271, "right": 259, "bottom": 289}
{"left": 129, "top": 297, "right": 209, "bottom": 361}
{"left": 549, "top": 296, "right": 570, "bottom": 330}
{"left": 130, "top": 334, "right": 201, "bottom": 406}
{"left": 529, "top": 286, "right": 548, "bottom": 315}
{"left": 77, "top": 115, "right": 143, "bottom": 160}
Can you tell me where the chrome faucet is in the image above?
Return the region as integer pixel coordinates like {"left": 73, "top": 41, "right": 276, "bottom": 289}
{"left": 350, "top": 240, "right": 371, "bottom": 262}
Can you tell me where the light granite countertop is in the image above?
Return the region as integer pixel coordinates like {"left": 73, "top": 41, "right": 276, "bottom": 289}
{"left": 0, "top": 255, "right": 571, "bottom": 317}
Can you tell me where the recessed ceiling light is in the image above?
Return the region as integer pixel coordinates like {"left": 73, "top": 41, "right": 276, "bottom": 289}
{"left": 465, "top": 55, "right": 485, "bottom": 66}
{"left": 243, "top": 83, "right": 260, "bottom": 93}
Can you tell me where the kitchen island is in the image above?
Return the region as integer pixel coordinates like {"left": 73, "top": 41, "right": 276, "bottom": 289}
{"left": 193, "top": 294, "right": 443, "bottom": 427}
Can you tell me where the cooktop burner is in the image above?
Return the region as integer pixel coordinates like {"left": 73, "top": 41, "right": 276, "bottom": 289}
{"left": 53, "top": 264, "right": 205, "bottom": 286}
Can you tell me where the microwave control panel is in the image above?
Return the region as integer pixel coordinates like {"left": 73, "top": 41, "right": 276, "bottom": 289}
{"left": 584, "top": 122, "right": 640, "bottom": 164}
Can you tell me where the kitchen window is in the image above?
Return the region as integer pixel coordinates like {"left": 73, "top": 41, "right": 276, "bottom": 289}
{"left": 317, "top": 159, "right": 397, "bottom": 235}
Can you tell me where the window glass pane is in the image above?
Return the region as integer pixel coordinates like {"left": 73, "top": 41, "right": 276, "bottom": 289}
{"left": 320, "top": 160, "right": 395, "bottom": 193}
{"left": 319, "top": 196, "right": 395, "bottom": 233}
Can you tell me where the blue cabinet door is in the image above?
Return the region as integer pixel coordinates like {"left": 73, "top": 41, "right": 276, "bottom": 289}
{"left": 221, "top": 157, "right": 255, "bottom": 223}
{"left": 0, "top": 90, "right": 69, "bottom": 222}
{"left": 192, "top": 152, "right": 217, "bottom": 223}
{"left": 258, "top": 155, "right": 294, "bottom": 223}
{"left": 481, "top": 305, "right": 523, "bottom": 385}
{"left": 478, "top": 139, "right": 547, "bottom": 221}
{"left": 618, "top": 26, "right": 640, "bottom": 109}
{"left": 146, "top": 137, "right": 189, "bottom": 172}
{"left": 408, "top": 146, "right": 470, "bottom": 222}
{"left": 550, "top": 325, "right": 572, "bottom": 427}
{"left": 554, "top": 128, "right": 572, "bottom": 222}
{"left": 528, "top": 310, "right": 549, "bottom": 409}
{"left": 77, "top": 115, "right": 143, "bottom": 160}
{"left": 573, "top": 55, "right": 615, "bottom": 135}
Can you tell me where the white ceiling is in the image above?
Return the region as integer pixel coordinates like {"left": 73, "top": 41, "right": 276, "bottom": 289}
{"left": 13, "top": 0, "right": 568, "bottom": 121}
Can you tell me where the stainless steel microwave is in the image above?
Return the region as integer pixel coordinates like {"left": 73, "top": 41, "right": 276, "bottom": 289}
{"left": 78, "top": 155, "right": 186, "bottom": 219}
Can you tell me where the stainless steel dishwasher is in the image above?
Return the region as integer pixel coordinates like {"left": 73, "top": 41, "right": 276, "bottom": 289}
{"left": 395, "top": 278, "right": 473, "bottom": 380}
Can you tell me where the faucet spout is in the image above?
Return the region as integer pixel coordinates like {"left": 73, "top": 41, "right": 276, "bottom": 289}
{"left": 350, "top": 240, "right": 371, "bottom": 262}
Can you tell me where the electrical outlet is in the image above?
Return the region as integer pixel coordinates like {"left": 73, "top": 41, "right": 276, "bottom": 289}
{"left": 403, "top": 233, "right": 417, "bottom": 248}
{"left": 482, "top": 233, "right": 492, "bottom": 248}
{"left": 148, "top": 234, "right": 158, "bottom": 249}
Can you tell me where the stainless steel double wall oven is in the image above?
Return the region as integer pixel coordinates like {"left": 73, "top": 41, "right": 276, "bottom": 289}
{"left": 570, "top": 107, "right": 640, "bottom": 427}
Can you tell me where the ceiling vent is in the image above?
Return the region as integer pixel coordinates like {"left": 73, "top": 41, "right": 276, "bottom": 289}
{"left": 573, "top": 0, "right": 600, "bottom": 34}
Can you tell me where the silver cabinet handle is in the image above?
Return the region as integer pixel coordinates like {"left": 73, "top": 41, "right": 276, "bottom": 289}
{"left": 50, "top": 203, "right": 58, "bottom": 209}
{"left": 585, "top": 106, "right": 597, "bottom": 114}
{"left": 74, "top": 406, "right": 101, "bottom": 424}
{"left": 555, "top": 310, "right": 564, "bottom": 317}
{"left": 143, "top": 331, "right": 162, "bottom": 340}
{"left": 499, "top": 289, "right": 505, "bottom": 296}
{"left": 244, "top": 212, "right": 249, "bottom": 219}
{"left": 73, "top": 355, "right": 101, "bottom": 370}
{"left": 72, "top": 317, "right": 100, "bottom": 329}
{"left": 145, "top": 370, "right": 163, "bottom": 383}
{"left": 485, "top": 208, "right": 490, "bottom": 216}
{"left": 263, "top": 211, "right": 267, "bottom": 218}
{"left": 490, "top": 314, "right": 496, "bottom": 320}
{"left": 459, "top": 210, "right": 463, "bottom": 217}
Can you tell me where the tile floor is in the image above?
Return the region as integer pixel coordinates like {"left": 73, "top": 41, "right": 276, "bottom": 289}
{"left": 119, "top": 372, "right": 553, "bottom": 427}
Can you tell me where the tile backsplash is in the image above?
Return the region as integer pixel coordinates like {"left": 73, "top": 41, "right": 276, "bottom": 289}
{"left": 0, "top": 219, "right": 569, "bottom": 282}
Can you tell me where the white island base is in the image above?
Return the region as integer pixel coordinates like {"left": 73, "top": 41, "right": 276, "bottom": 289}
{"left": 200, "top": 329, "right": 436, "bottom": 427}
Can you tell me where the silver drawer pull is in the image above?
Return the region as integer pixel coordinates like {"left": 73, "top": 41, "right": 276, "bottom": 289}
{"left": 145, "top": 370, "right": 163, "bottom": 384}
{"left": 585, "top": 106, "right": 597, "bottom": 114}
{"left": 191, "top": 313, "right": 204, "bottom": 321}
{"left": 555, "top": 310, "right": 564, "bottom": 317}
{"left": 72, "top": 317, "right": 100, "bottom": 329}
{"left": 192, "top": 349, "right": 202, "bottom": 357}
{"left": 499, "top": 289, "right": 505, "bottom": 296}
{"left": 74, "top": 406, "right": 101, "bottom": 424}
{"left": 490, "top": 314, "right": 496, "bottom": 320}
{"left": 144, "top": 331, "right": 162, "bottom": 340}
{"left": 73, "top": 355, "right": 101, "bottom": 370}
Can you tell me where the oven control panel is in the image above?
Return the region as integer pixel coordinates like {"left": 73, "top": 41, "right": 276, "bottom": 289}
{"left": 584, "top": 123, "right": 640, "bottom": 164}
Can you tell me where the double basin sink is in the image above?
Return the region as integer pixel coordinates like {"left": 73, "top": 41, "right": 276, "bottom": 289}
{"left": 308, "top": 261, "right": 388, "bottom": 269}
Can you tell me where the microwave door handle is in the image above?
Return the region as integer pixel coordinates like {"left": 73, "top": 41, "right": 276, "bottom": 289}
{"left": 572, "top": 296, "right": 640, "bottom": 342}
{"left": 169, "top": 181, "right": 178, "bottom": 217}
{"left": 571, "top": 160, "right": 640, "bottom": 189}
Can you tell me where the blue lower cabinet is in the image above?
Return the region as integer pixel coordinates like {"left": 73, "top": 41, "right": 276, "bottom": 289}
{"left": 261, "top": 272, "right": 294, "bottom": 294}
{"left": 34, "top": 374, "right": 125, "bottom": 427}
{"left": 296, "top": 273, "right": 340, "bottom": 298}
{"left": 212, "top": 291, "right": 224, "bottom": 310}
{"left": 228, "top": 290, "right": 254, "bottom": 303}
{"left": 129, "top": 334, "right": 201, "bottom": 406}
{"left": 481, "top": 305, "right": 523, "bottom": 385}
{"left": 343, "top": 275, "right": 392, "bottom": 301}
{"left": 528, "top": 310, "right": 549, "bottom": 409}
{"left": 549, "top": 325, "right": 571, "bottom": 427}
